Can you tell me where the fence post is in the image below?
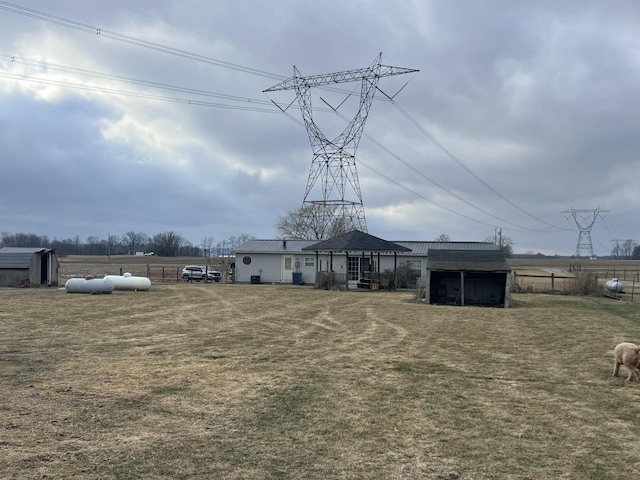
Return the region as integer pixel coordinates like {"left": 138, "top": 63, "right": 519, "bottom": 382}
{"left": 551, "top": 272, "right": 555, "bottom": 290}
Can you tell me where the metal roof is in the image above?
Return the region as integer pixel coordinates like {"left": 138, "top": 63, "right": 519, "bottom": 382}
{"left": 302, "top": 230, "right": 411, "bottom": 253}
{"left": 234, "top": 239, "right": 318, "bottom": 254}
{"left": 234, "top": 238, "right": 497, "bottom": 256}
{"left": 0, "top": 247, "right": 50, "bottom": 269}
{"left": 394, "top": 241, "right": 496, "bottom": 256}
{"left": 427, "top": 249, "right": 511, "bottom": 272}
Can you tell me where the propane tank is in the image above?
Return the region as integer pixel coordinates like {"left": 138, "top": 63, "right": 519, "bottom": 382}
{"left": 605, "top": 278, "right": 624, "bottom": 293}
{"left": 104, "top": 273, "right": 151, "bottom": 291}
{"left": 65, "top": 276, "right": 114, "bottom": 294}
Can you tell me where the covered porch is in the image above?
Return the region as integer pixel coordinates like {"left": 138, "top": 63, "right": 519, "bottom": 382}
{"left": 302, "top": 230, "right": 412, "bottom": 290}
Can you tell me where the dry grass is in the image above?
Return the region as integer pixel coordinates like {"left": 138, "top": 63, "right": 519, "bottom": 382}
{"left": 1, "top": 258, "right": 640, "bottom": 478}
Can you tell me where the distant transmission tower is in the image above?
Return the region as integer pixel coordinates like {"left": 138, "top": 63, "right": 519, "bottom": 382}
{"left": 264, "top": 53, "right": 418, "bottom": 237}
{"left": 562, "top": 207, "right": 610, "bottom": 258}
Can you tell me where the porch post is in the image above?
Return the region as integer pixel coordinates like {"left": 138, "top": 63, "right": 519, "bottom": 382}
{"left": 394, "top": 253, "right": 398, "bottom": 290}
{"left": 345, "top": 251, "right": 349, "bottom": 289}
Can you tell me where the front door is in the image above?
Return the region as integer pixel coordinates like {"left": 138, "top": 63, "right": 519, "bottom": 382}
{"left": 282, "top": 256, "right": 294, "bottom": 282}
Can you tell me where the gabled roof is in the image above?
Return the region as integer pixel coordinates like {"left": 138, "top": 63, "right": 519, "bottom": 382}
{"left": 302, "top": 230, "right": 412, "bottom": 253}
{"left": 0, "top": 247, "right": 51, "bottom": 269}
{"left": 427, "top": 249, "right": 511, "bottom": 272}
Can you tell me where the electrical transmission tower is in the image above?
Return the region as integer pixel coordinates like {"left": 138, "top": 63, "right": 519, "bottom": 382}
{"left": 562, "top": 207, "right": 610, "bottom": 258}
{"left": 264, "top": 53, "right": 418, "bottom": 237}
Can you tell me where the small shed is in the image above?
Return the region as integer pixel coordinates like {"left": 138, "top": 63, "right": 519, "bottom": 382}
{"left": 0, "top": 247, "right": 60, "bottom": 287}
{"left": 426, "top": 249, "right": 511, "bottom": 307}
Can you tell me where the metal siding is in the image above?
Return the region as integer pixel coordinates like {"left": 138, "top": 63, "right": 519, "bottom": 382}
{"left": 0, "top": 269, "right": 30, "bottom": 287}
{"left": 0, "top": 252, "right": 34, "bottom": 269}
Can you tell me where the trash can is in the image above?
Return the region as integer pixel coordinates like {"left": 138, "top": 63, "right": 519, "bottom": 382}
{"left": 292, "top": 272, "right": 303, "bottom": 285}
{"left": 250, "top": 275, "right": 260, "bottom": 284}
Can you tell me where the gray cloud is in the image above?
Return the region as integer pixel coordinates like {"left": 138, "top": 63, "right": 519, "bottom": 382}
{"left": 0, "top": 0, "right": 638, "bottom": 255}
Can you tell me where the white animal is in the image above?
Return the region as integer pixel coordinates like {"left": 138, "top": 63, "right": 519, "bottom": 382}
{"left": 613, "top": 342, "right": 640, "bottom": 381}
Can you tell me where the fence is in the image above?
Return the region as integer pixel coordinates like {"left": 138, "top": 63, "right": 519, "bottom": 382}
{"left": 511, "top": 272, "right": 574, "bottom": 292}
{"left": 569, "top": 264, "right": 640, "bottom": 283}
{"left": 147, "top": 266, "right": 182, "bottom": 283}
{"left": 512, "top": 270, "right": 636, "bottom": 301}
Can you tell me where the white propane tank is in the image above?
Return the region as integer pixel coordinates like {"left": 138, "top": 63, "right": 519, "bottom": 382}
{"left": 103, "top": 273, "right": 151, "bottom": 291}
{"left": 605, "top": 278, "right": 624, "bottom": 293}
{"left": 65, "top": 276, "right": 115, "bottom": 294}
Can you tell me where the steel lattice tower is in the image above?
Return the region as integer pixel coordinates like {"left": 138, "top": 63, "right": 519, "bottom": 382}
{"left": 265, "top": 54, "right": 418, "bottom": 237}
{"left": 562, "top": 207, "right": 609, "bottom": 258}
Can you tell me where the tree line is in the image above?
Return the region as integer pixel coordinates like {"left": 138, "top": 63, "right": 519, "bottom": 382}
{"left": 0, "top": 231, "right": 254, "bottom": 257}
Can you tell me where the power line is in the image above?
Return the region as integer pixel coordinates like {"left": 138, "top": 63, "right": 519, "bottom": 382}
{"left": 0, "top": 71, "right": 281, "bottom": 113}
{"left": 0, "top": 1, "right": 574, "bottom": 237}
{"left": 391, "top": 100, "right": 564, "bottom": 231}
{"left": 0, "top": 1, "right": 285, "bottom": 81}
{"left": 1, "top": 54, "right": 279, "bottom": 108}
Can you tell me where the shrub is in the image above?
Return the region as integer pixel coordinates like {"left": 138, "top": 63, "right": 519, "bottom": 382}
{"left": 561, "top": 270, "right": 603, "bottom": 296}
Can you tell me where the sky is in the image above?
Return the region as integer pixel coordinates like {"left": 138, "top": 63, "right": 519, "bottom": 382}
{"left": 0, "top": 0, "right": 638, "bottom": 256}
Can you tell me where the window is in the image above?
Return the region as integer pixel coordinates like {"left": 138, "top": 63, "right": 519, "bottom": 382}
{"left": 242, "top": 255, "right": 252, "bottom": 265}
{"left": 406, "top": 259, "right": 422, "bottom": 277}
{"left": 284, "top": 257, "right": 293, "bottom": 270}
{"left": 305, "top": 257, "right": 314, "bottom": 267}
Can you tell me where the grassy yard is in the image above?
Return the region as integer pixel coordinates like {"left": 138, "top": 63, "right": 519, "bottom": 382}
{"left": 1, "top": 282, "right": 640, "bottom": 479}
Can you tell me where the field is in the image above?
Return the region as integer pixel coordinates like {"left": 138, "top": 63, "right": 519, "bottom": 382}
{"left": 1, "top": 257, "right": 640, "bottom": 479}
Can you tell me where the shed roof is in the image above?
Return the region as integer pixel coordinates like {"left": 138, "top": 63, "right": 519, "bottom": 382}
{"left": 302, "top": 230, "right": 412, "bottom": 253}
{"left": 0, "top": 247, "right": 51, "bottom": 269}
{"left": 395, "top": 241, "right": 496, "bottom": 256}
{"left": 427, "top": 249, "right": 511, "bottom": 272}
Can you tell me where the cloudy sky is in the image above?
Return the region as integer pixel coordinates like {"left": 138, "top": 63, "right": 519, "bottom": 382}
{"left": 0, "top": 1, "right": 638, "bottom": 255}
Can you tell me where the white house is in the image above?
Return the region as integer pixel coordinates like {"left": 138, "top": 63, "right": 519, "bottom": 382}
{"left": 233, "top": 230, "right": 496, "bottom": 288}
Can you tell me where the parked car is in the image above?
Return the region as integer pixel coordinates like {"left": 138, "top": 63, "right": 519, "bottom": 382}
{"left": 181, "top": 265, "right": 207, "bottom": 281}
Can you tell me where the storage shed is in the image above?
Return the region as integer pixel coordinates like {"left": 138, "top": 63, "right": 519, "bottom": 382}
{"left": 0, "top": 247, "right": 60, "bottom": 287}
{"left": 426, "top": 249, "right": 511, "bottom": 307}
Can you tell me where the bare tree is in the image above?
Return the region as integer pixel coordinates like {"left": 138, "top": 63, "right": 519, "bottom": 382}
{"left": 149, "top": 231, "right": 184, "bottom": 256}
{"left": 485, "top": 234, "right": 514, "bottom": 258}
{"left": 276, "top": 204, "right": 356, "bottom": 240}
{"left": 611, "top": 239, "right": 638, "bottom": 260}
{"left": 435, "top": 234, "right": 451, "bottom": 242}
{"left": 123, "top": 231, "right": 149, "bottom": 253}
{"left": 201, "top": 236, "right": 215, "bottom": 258}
